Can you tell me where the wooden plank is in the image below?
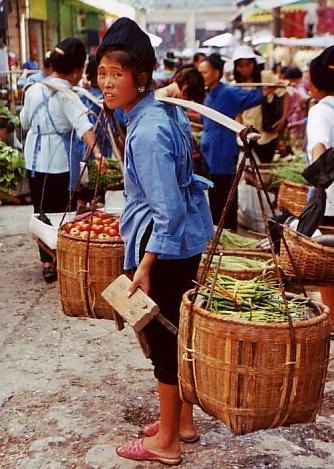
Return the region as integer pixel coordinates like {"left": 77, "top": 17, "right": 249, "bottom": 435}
{"left": 101, "top": 274, "right": 159, "bottom": 333}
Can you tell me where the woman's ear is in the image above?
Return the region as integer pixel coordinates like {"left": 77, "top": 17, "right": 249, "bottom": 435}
{"left": 138, "top": 72, "right": 149, "bottom": 89}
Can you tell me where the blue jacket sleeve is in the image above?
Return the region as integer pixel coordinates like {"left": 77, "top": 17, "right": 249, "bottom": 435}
{"left": 128, "top": 122, "right": 187, "bottom": 256}
{"left": 231, "top": 87, "right": 263, "bottom": 114}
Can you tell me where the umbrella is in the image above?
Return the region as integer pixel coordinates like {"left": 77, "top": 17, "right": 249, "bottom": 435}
{"left": 202, "top": 33, "right": 237, "bottom": 48}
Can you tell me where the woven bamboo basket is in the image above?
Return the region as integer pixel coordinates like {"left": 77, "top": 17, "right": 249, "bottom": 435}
{"left": 280, "top": 226, "right": 334, "bottom": 284}
{"left": 198, "top": 251, "right": 274, "bottom": 281}
{"left": 277, "top": 180, "right": 309, "bottom": 217}
{"left": 243, "top": 163, "right": 275, "bottom": 191}
{"left": 57, "top": 231, "right": 124, "bottom": 319}
{"left": 178, "top": 290, "right": 330, "bottom": 435}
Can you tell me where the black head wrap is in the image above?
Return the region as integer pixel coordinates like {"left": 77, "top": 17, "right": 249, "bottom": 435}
{"left": 310, "top": 45, "right": 334, "bottom": 93}
{"left": 96, "top": 17, "right": 155, "bottom": 75}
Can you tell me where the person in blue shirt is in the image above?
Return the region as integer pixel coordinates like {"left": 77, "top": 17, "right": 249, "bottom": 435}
{"left": 22, "top": 49, "right": 39, "bottom": 70}
{"left": 18, "top": 53, "right": 53, "bottom": 90}
{"left": 96, "top": 17, "right": 213, "bottom": 466}
{"left": 198, "top": 54, "right": 266, "bottom": 229}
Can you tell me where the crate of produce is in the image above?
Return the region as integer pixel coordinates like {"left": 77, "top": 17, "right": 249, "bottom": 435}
{"left": 277, "top": 180, "right": 309, "bottom": 217}
{"left": 178, "top": 275, "right": 331, "bottom": 435}
{"left": 56, "top": 210, "right": 124, "bottom": 320}
{"left": 280, "top": 225, "right": 334, "bottom": 284}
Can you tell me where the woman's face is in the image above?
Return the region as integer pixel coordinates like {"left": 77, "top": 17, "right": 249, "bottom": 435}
{"left": 198, "top": 60, "right": 220, "bottom": 90}
{"left": 235, "top": 59, "right": 255, "bottom": 81}
{"left": 97, "top": 55, "right": 141, "bottom": 113}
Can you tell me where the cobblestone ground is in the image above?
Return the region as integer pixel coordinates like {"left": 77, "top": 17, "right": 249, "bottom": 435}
{"left": 0, "top": 205, "right": 333, "bottom": 468}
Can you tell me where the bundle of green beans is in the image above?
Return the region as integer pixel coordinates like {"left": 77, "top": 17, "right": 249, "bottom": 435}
{"left": 207, "top": 254, "right": 273, "bottom": 271}
{"left": 218, "top": 230, "right": 259, "bottom": 250}
{"left": 198, "top": 274, "right": 313, "bottom": 323}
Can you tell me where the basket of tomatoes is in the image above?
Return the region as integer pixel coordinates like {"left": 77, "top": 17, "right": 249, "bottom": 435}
{"left": 57, "top": 210, "right": 124, "bottom": 320}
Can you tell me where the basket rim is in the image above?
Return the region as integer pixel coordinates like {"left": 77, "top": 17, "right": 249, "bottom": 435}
{"left": 244, "top": 162, "right": 282, "bottom": 170}
{"left": 279, "top": 180, "right": 309, "bottom": 190}
{"left": 183, "top": 289, "right": 329, "bottom": 330}
{"left": 282, "top": 225, "right": 334, "bottom": 254}
{"left": 58, "top": 230, "right": 124, "bottom": 245}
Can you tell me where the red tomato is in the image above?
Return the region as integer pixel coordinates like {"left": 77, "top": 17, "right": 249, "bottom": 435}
{"left": 97, "top": 212, "right": 109, "bottom": 220}
{"left": 92, "top": 217, "right": 104, "bottom": 225}
{"left": 108, "top": 228, "right": 118, "bottom": 237}
{"left": 64, "top": 223, "right": 73, "bottom": 233}
{"left": 110, "top": 221, "right": 119, "bottom": 229}
{"left": 91, "top": 224, "right": 104, "bottom": 234}
{"left": 102, "top": 219, "right": 112, "bottom": 226}
{"left": 79, "top": 223, "right": 90, "bottom": 232}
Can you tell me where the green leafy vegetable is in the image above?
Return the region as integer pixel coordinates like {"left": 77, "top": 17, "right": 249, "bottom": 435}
{"left": 88, "top": 159, "right": 123, "bottom": 192}
{"left": 271, "top": 152, "right": 309, "bottom": 185}
{"left": 0, "top": 142, "right": 26, "bottom": 200}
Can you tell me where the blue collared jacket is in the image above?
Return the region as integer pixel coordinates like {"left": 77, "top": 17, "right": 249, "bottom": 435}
{"left": 120, "top": 93, "right": 214, "bottom": 270}
{"left": 201, "top": 82, "right": 263, "bottom": 175}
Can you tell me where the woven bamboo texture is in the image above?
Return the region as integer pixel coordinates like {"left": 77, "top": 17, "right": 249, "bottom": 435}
{"left": 243, "top": 163, "right": 275, "bottom": 191}
{"left": 280, "top": 226, "right": 334, "bottom": 284}
{"left": 57, "top": 231, "right": 124, "bottom": 319}
{"left": 277, "top": 180, "right": 308, "bottom": 217}
{"left": 198, "top": 251, "right": 274, "bottom": 281}
{"left": 178, "top": 290, "right": 330, "bottom": 435}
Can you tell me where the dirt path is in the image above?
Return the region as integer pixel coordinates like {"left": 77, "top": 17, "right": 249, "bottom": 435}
{"left": 0, "top": 205, "right": 333, "bottom": 468}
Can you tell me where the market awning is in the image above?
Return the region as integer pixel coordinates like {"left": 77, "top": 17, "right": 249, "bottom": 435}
{"left": 202, "top": 33, "right": 237, "bottom": 48}
{"left": 255, "top": 0, "right": 305, "bottom": 9}
{"left": 273, "top": 36, "right": 334, "bottom": 47}
{"left": 77, "top": 0, "right": 135, "bottom": 18}
{"left": 242, "top": 0, "right": 315, "bottom": 23}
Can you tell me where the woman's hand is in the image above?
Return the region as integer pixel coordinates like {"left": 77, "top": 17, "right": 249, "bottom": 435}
{"left": 128, "top": 264, "right": 151, "bottom": 296}
{"left": 128, "top": 252, "right": 157, "bottom": 297}
{"left": 271, "top": 117, "right": 286, "bottom": 133}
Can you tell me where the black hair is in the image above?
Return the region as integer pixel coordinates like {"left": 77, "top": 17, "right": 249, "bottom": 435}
{"left": 234, "top": 58, "right": 261, "bottom": 83}
{"left": 98, "top": 47, "right": 153, "bottom": 89}
{"left": 284, "top": 66, "right": 302, "bottom": 80}
{"left": 96, "top": 17, "right": 156, "bottom": 78}
{"left": 272, "top": 62, "right": 281, "bottom": 74}
{"left": 202, "top": 54, "right": 225, "bottom": 80}
{"left": 310, "top": 46, "right": 334, "bottom": 93}
{"left": 85, "top": 55, "right": 98, "bottom": 87}
{"left": 174, "top": 66, "right": 205, "bottom": 103}
{"left": 280, "top": 65, "right": 288, "bottom": 76}
{"left": 0, "top": 117, "right": 14, "bottom": 132}
{"left": 43, "top": 56, "right": 52, "bottom": 69}
{"left": 50, "top": 37, "right": 86, "bottom": 75}
{"left": 193, "top": 52, "right": 206, "bottom": 65}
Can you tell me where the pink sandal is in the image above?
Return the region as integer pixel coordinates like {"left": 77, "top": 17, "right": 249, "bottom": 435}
{"left": 143, "top": 421, "right": 200, "bottom": 443}
{"left": 116, "top": 438, "right": 182, "bottom": 466}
